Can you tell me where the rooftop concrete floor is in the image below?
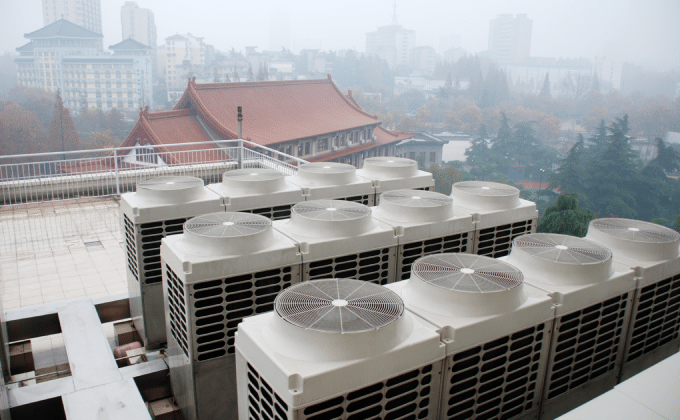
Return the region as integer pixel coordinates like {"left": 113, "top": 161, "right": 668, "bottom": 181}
{"left": 0, "top": 197, "right": 127, "bottom": 310}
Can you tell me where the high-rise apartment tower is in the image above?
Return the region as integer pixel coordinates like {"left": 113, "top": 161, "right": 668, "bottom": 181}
{"left": 488, "top": 13, "right": 532, "bottom": 64}
{"left": 42, "top": 0, "right": 102, "bottom": 35}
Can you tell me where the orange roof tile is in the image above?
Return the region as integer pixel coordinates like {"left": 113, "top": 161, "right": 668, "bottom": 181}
{"left": 175, "top": 77, "right": 380, "bottom": 146}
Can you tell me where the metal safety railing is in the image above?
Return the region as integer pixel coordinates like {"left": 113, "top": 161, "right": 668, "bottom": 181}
{"left": 0, "top": 140, "right": 308, "bottom": 206}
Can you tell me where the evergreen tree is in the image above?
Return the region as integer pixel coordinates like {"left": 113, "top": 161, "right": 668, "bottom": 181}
{"left": 233, "top": 65, "right": 239, "bottom": 82}
{"left": 537, "top": 193, "right": 595, "bottom": 237}
{"left": 550, "top": 136, "right": 586, "bottom": 196}
{"left": 256, "top": 64, "right": 265, "bottom": 81}
{"left": 539, "top": 73, "right": 551, "bottom": 97}
{"left": 590, "top": 72, "right": 600, "bottom": 93}
{"left": 48, "top": 90, "right": 80, "bottom": 155}
{"left": 247, "top": 65, "right": 255, "bottom": 82}
{"left": 650, "top": 138, "right": 680, "bottom": 173}
{"left": 224, "top": 72, "right": 231, "bottom": 83}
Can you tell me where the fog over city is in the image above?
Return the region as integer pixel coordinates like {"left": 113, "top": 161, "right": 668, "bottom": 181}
{"left": 2, "top": 0, "right": 680, "bottom": 70}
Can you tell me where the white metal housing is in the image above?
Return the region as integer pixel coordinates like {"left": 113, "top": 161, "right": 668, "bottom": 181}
{"left": 371, "top": 190, "right": 474, "bottom": 281}
{"left": 585, "top": 218, "right": 680, "bottom": 382}
{"left": 207, "top": 168, "right": 304, "bottom": 220}
{"left": 450, "top": 181, "right": 537, "bottom": 258}
{"left": 285, "top": 162, "right": 375, "bottom": 205}
{"left": 274, "top": 200, "right": 398, "bottom": 285}
{"left": 119, "top": 176, "right": 224, "bottom": 349}
{"left": 161, "top": 212, "right": 302, "bottom": 420}
{"left": 235, "top": 278, "right": 446, "bottom": 420}
{"left": 356, "top": 157, "right": 434, "bottom": 204}
{"left": 503, "top": 233, "right": 636, "bottom": 420}
{"left": 386, "top": 253, "right": 555, "bottom": 420}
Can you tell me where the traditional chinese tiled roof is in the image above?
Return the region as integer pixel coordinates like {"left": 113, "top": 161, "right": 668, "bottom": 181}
{"left": 25, "top": 19, "right": 102, "bottom": 39}
{"left": 174, "top": 76, "right": 381, "bottom": 146}
{"left": 109, "top": 38, "right": 151, "bottom": 50}
{"left": 16, "top": 42, "right": 33, "bottom": 52}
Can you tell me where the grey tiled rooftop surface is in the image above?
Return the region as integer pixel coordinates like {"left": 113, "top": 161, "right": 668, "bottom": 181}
{"left": 0, "top": 197, "right": 127, "bottom": 310}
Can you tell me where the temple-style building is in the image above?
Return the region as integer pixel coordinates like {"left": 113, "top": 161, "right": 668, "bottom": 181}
{"left": 118, "top": 76, "right": 413, "bottom": 166}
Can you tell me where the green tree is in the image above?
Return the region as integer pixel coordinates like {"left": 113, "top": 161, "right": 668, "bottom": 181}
{"left": 48, "top": 90, "right": 81, "bottom": 154}
{"left": 550, "top": 136, "right": 586, "bottom": 197}
{"left": 539, "top": 73, "right": 551, "bottom": 98}
{"left": 650, "top": 138, "right": 680, "bottom": 173}
{"left": 538, "top": 193, "right": 595, "bottom": 237}
{"left": 247, "top": 65, "right": 255, "bottom": 82}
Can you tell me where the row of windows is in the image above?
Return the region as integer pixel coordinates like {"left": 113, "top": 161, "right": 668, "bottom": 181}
{"left": 401, "top": 152, "right": 437, "bottom": 162}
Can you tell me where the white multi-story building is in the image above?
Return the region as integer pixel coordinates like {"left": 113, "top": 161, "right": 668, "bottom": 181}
{"left": 15, "top": 19, "right": 153, "bottom": 112}
{"left": 366, "top": 24, "right": 415, "bottom": 70}
{"left": 488, "top": 13, "right": 532, "bottom": 64}
{"left": 42, "top": 0, "right": 102, "bottom": 35}
{"left": 164, "top": 33, "right": 212, "bottom": 91}
{"left": 121, "top": 1, "right": 156, "bottom": 49}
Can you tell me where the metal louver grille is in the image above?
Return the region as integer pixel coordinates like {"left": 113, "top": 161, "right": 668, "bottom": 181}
{"left": 334, "top": 194, "right": 371, "bottom": 206}
{"left": 625, "top": 274, "right": 680, "bottom": 362}
{"left": 275, "top": 279, "right": 403, "bottom": 333}
{"left": 297, "top": 364, "right": 436, "bottom": 420}
{"left": 123, "top": 214, "right": 138, "bottom": 282}
{"left": 445, "top": 323, "right": 550, "bottom": 420}
{"left": 166, "top": 266, "right": 189, "bottom": 358}
{"left": 248, "top": 204, "right": 294, "bottom": 220}
{"left": 476, "top": 220, "right": 534, "bottom": 258}
{"left": 398, "top": 233, "right": 470, "bottom": 281}
{"left": 185, "top": 212, "right": 271, "bottom": 237}
{"left": 545, "top": 293, "right": 630, "bottom": 400}
{"left": 247, "top": 363, "right": 290, "bottom": 420}
{"left": 190, "top": 266, "right": 298, "bottom": 362}
{"left": 513, "top": 234, "right": 611, "bottom": 264}
{"left": 293, "top": 200, "right": 371, "bottom": 220}
{"left": 136, "top": 218, "right": 186, "bottom": 284}
{"left": 306, "top": 248, "right": 395, "bottom": 285}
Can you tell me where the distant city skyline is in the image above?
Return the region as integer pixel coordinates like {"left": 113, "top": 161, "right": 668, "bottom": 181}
{"left": 2, "top": 0, "right": 680, "bottom": 70}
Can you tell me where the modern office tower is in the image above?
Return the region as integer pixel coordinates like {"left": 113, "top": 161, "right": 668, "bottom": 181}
{"left": 366, "top": 24, "right": 415, "bottom": 70}
{"left": 488, "top": 13, "right": 532, "bottom": 63}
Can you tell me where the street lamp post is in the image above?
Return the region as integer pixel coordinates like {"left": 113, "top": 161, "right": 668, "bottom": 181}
{"left": 539, "top": 168, "right": 546, "bottom": 190}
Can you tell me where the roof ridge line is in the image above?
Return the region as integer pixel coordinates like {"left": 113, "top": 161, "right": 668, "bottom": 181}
{"left": 185, "top": 81, "right": 239, "bottom": 139}
{"left": 192, "top": 78, "right": 329, "bottom": 90}
{"left": 328, "top": 78, "right": 378, "bottom": 120}
{"left": 145, "top": 108, "right": 193, "bottom": 119}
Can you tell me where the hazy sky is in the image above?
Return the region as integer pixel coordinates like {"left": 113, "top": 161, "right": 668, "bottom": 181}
{"left": 2, "top": 0, "right": 679, "bottom": 70}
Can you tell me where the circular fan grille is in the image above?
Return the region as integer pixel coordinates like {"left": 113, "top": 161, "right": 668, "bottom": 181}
{"left": 184, "top": 212, "right": 271, "bottom": 238}
{"left": 513, "top": 233, "right": 611, "bottom": 264}
{"left": 412, "top": 254, "right": 523, "bottom": 293}
{"left": 275, "top": 279, "right": 404, "bottom": 333}
{"left": 364, "top": 157, "right": 416, "bottom": 168}
{"left": 292, "top": 200, "right": 370, "bottom": 221}
{"left": 453, "top": 181, "right": 518, "bottom": 196}
{"left": 381, "top": 190, "right": 452, "bottom": 208}
{"left": 299, "top": 162, "right": 355, "bottom": 174}
{"left": 137, "top": 176, "right": 203, "bottom": 191}
{"left": 590, "top": 218, "right": 680, "bottom": 243}
{"left": 222, "top": 168, "right": 283, "bottom": 182}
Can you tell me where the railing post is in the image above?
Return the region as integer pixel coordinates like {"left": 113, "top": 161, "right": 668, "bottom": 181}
{"left": 238, "top": 139, "right": 243, "bottom": 169}
{"left": 114, "top": 148, "right": 120, "bottom": 195}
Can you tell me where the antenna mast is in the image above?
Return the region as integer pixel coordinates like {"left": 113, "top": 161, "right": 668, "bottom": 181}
{"left": 392, "top": 0, "right": 398, "bottom": 24}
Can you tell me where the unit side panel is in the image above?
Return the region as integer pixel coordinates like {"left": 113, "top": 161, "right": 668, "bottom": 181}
{"left": 303, "top": 247, "right": 397, "bottom": 285}
{"left": 474, "top": 218, "right": 536, "bottom": 258}
{"left": 620, "top": 273, "right": 680, "bottom": 380}
{"left": 540, "top": 291, "right": 633, "bottom": 419}
{"left": 397, "top": 232, "right": 471, "bottom": 282}
{"left": 187, "top": 265, "right": 301, "bottom": 362}
{"left": 442, "top": 321, "right": 551, "bottom": 420}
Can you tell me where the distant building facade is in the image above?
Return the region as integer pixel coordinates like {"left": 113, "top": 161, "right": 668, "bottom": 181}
{"left": 410, "top": 46, "right": 437, "bottom": 77}
{"left": 395, "top": 132, "right": 449, "bottom": 166}
{"left": 42, "top": 0, "right": 102, "bottom": 35}
{"left": 15, "top": 19, "right": 153, "bottom": 112}
{"left": 121, "top": 1, "right": 156, "bottom": 49}
{"left": 488, "top": 13, "right": 532, "bottom": 64}
{"left": 164, "top": 33, "right": 213, "bottom": 91}
{"left": 366, "top": 24, "right": 415, "bottom": 71}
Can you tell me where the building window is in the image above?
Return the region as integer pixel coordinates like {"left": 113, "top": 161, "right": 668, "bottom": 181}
{"left": 136, "top": 146, "right": 158, "bottom": 164}
{"left": 304, "top": 142, "right": 311, "bottom": 155}
{"left": 318, "top": 138, "right": 329, "bottom": 152}
{"left": 297, "top": 143, "right": 303, "bottom": 156}
{"left": 409, "top": 152, "right": 416, "bottom": 160}
{"left": 430, "top": 152, "right": 436, "bottom": 163}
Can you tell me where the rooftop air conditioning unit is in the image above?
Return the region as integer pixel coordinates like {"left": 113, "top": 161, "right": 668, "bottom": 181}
{"left": 585, "top": 218, "right": 680, "bottom": 382}
{"left": 451, "top": 181, "right": 537, "bottom": 258}
{"left": 386, "top": 253, "right": 555, "bottom": 420}
{"left": 207, "top": 168, "right": 304, "bottom": 220}
{"left": 371, "top": 190, "right": 474, "bottom": 281}
{"left": 161, "top": 212, "right": 302, "bottom": 420}
{"left": 503, "top": 233, "right": 636, "bottom": 420}
{"left": 274, "top": 200, "right": 398, "bottom": 285}
{"left": 286, "top": 162, "right": 375, "bottom": 205}
{"left": 120, "top": 176, "right": 223, "bottom": 349}
{"left": 356, "top": 157, "right": 435, "bottom": 205}
{"left": 235, "top": 278, "right": 445, "bottom": 420}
